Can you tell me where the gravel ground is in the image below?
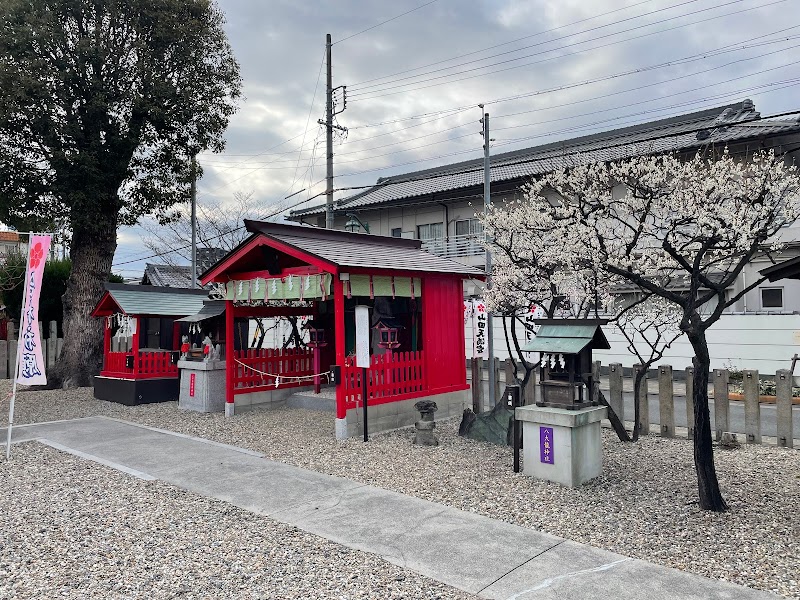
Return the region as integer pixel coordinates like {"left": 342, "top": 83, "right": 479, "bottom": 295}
{"left": 0, "top": 443, "right": 476, "bottom": 600}
{"left": 4, "top": 383, "right": 799, "bottom": 599}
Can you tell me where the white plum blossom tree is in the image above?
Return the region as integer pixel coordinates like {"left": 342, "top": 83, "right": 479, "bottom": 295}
{"left": 483, "top": 149, "right": 800, "bottom": 512}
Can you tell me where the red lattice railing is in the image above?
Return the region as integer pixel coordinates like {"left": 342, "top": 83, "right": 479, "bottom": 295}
{"left": 233, "top": 347, "right": 315, "bottom": 393}
{"left": 102, "top": 351, "right": 178, "bottom": 379}
{"left": 341, "top": 351, "right": 426, "bottom": 410}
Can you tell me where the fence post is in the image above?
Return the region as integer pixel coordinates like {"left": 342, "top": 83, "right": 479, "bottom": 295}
{"left": 713, "top": 369, "right": 730, "bottom": 441}
{"left": 47, "top": 320, "right": 57, "bottom": 368}
{"left": 743, "top": 369, "right": 761, "bottom": 444}
{"left": 57, "top": 337, "right": 63, "bottom": 359}
{"left": 685, "top": 366, "right": 695, "bottom": 439}
{"left": 776, "top": 369, "right": 793, "bottom": 449}
{"left": 592, "top": 361, "right": 601, "bottom": 404}
{"left": 608, "top": 363, "right": 624, "bottom": 423}
{"left": 504, "top": 358, "right": 515, "bottom": 391}
{"left": 494, "top": 357, "right": 502, "bottom": 404}
{"left": 523, "top": 361, "right": 536, "bottom": 405}
{"left": 0, "top": 339, "right": 7, "bottom": 379}
{"left": 8, "top": 335, "right": 16, "bottom": 380}
{"left": 633, "top": 364, "right": 649, "bottom": 436}
{"left": 471, "top": 357, "right": 483, "bottom": 413}
{"left": 7, "top": 322, "right": 14, "bottom": 341}
{"left": 658, "top": 365, "right": 675, "bottom": 438}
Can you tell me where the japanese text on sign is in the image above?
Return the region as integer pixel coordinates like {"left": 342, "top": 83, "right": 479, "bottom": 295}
{"left": 540, "top": 426, "right": 554, "bottom": 464}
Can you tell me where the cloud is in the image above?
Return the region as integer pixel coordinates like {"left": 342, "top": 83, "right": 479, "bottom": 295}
{"left": 115, "top": 0, "right": 800, "bottom": 274}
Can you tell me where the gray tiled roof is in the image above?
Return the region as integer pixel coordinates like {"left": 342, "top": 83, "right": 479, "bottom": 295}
{"left": 243, "top": 220, "right": 484, "bottom": 276}
{"left": 104, "top": 283, "right": 208, "bottom": 316}
{"left": 294, "top": 101, "right": 800, "bottom": 216}
{"left": 143, "top": 263, "right": 194, "bottom": 288}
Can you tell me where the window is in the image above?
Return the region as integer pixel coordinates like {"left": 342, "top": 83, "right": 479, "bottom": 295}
{"left": 455, "top": 219, "right": 483, "bottom": 236}
{"left": 391, "top": 227, "right": 402, "bottom": 237}
{"left": 761, "top": 287, "right": 783, "bottom": 309}
{"left": 417, "top": 222, "right": 444, "bottom": 240}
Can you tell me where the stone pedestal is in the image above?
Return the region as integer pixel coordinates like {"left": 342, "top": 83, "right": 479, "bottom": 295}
{"left": 515, "top": 405, "right": 606, "bottom": 487}
{"left": 178, "top": 359, "right": 226, "bottom": 413}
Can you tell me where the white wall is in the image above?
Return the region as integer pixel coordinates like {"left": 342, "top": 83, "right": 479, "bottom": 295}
{"left": 466, "top": 313, "right": 800, "bottom": 374}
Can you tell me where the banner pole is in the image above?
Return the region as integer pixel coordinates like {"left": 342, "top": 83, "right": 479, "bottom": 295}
{"left": 6, "top": 258, "right": 30, "bottom": 461}
{"left": 6, "top": 232, "right": 50, "bottom": 460}
{"left": 5, "top": 336, "right": 22, "bottom": 460}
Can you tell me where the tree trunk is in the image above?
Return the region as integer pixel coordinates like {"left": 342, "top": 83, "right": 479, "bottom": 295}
{"left": 687, "top": 331, "right": 728, "bottom": 512}
{"left": 54, "top": 219, "right": 118, "bottom": 388}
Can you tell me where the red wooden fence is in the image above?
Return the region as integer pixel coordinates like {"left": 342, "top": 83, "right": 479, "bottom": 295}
{"left": 233, "top": 347, "right": 315, "bottom": 394}
{"left": 341, "top": 351, "right": 426, "bottom": 410}
{"left": 102, "top": 351, "right": 177, "bottom": 379}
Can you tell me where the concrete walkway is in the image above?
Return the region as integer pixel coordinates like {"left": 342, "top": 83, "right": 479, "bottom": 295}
{"left": 3, "top": 417, "right": 779, "bottom": 600}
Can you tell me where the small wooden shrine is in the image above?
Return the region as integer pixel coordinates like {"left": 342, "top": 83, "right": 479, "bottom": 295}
{"left": 200, "top": 220, "right": 484, "bottom": 438}
{"left": 91, "top": 284, "right": 208, "bottom": 405}
{"left": 522, "top": 320, "right": 609, "bottom": 410}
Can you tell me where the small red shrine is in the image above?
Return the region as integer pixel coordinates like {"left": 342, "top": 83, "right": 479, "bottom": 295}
{"left": 201, "top": 220, "right": 483, "bottom": 439}
{"left": 91, "top": 284, "right": 208, "bottom": 405}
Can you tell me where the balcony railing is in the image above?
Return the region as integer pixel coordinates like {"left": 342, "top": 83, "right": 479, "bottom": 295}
{"left": 421, "top": 233, "right": 484, "bottom": 258}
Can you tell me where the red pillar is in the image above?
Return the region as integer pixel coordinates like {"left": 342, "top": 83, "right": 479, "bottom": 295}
{"left": 131, "top": 317, "right": 140, "bottom": 376}
{"left": 225, "top": 299, "right": 234, "bottom": 411}
{"left": 334, "top": 277, "right": 346, "bottom": 419}
{"left": 103, "top": 320, "right": 110, "bottom": 371}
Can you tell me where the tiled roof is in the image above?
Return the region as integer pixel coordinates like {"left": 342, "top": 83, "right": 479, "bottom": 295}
{"left": 143, "top": 263, "right": 194, "bottom": 288}
{"left": 242, "top": 220, "right": 485, "bottom": 277}
{"left": 101, "top": 283, "right": 208, "bottom": 316}
{"left": 0, "top": 231, "right": 21, "bottom": 242}
{"left": 293, "top": 101, "right": 800, "bottom": 216}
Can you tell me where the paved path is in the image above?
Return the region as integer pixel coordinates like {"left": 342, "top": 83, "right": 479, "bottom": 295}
{"left": 3, "top": 417, "right": 780, "bottom": 600}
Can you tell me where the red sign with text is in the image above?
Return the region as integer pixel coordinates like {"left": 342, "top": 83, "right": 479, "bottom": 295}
{"left": 190, "top": 373, "right": 196, "bottom": 397}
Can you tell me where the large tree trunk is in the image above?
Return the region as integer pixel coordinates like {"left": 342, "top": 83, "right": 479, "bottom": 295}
{"left": 686, "top": 331, "right": 728, "bottom": 512}
{"left": 54, "top": 218, "right": 118, "bottom": 388}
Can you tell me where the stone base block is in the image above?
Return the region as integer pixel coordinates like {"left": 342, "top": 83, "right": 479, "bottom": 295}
{"left": 178, "top": 363, "right": 226, "bottom": 413}
{"left": 232, "top": 385, "right": 314, "bottom": 413}
{"left": 516, "top": 405, "right": 607, "bottom": 487}
{"left": 338, "top": 388, "right": 469, "bottom": 439}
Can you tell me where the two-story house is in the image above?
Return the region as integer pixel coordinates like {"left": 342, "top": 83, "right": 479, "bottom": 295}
{"left": 290, "top": 100, "right": 800, "bottom": 371}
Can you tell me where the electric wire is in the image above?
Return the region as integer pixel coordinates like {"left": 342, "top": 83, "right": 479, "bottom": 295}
{"left": 349, "top": 0, "right": 711, "bottom": 93}
{"left": 112, "top": 108, "right": 800, "bottom": 268}
{"left": 350, "top": 1, "right": 791, "bottom": 101}
{"left": 333, "top": 0, "right": 442, "bottom": 45}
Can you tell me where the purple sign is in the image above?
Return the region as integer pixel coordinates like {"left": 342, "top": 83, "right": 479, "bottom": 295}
{"left": 540, "top": 426, "right": 554, "bottom": 464}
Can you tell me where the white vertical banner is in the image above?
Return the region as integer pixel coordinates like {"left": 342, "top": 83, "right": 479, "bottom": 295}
{"left": 7, "top": 234, "right": 52, "bottom": 459}
{"left": 523, "top": 304, "right": 545, "bottom": 342}
{"left": 473, "top": 299, "right": 489, "bottom": 360}
{"left": 354, "top": 305, "right": 370, "bottom": 369}
{"left": 16, "top": 234, "right": 51, "bottom": 384}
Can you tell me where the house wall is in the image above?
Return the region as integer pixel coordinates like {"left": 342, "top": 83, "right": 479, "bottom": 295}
{"left": 465, "top": 313, "right": 800, "bottom": 373}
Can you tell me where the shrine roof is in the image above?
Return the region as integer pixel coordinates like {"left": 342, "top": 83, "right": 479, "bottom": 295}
{"left": 201, "top": 220, "right": 484, "bottom": 283}
{"left": 522, "top": 321, "right": 610, "bottom": 354}
{"left": 92, "top": 283, "right": 209, "bottom": 317}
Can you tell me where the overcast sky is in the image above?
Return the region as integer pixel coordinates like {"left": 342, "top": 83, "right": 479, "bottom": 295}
{"left": 112, "top": 0, "right": 800, "bottom": 278}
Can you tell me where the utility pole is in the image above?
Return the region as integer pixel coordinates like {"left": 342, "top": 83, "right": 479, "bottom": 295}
{"left": 481, "top": 109, "right": 496, "bottom": 408}
{"left": 321, "top": 33, "right": 347, "bottom": 229}
{"left": 190, "top": 154, "right": 197, "bottom": 288}
{"left": 325, "top": 33, "right": 333, "bottom": 229}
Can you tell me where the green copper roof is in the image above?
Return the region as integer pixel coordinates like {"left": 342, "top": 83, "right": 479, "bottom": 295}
{"left": 521, "top": 324, "right": 609, "bottom": 354}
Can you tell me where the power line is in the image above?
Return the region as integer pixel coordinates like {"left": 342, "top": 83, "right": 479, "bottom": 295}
{"left": 348, "top": 0, "right": 662, "bottom": 87}
{"left": 112, "top": 108, "right": 800, "bottom": 268}
{"left": 350, "top": 1, "right": 792, "bottom": 101}
{"left": 349, "top": 0, "right": 709, "bottom": 93}
{"left": 333, "top": 0, "right": 442, "bottom": 45}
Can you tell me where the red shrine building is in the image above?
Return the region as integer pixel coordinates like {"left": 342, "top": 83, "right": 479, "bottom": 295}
{"left": 201, "top": 220, "right": 483, "bottom": 438}
{"left": 91, "top": 284, "right": 208, "bottom": 404}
